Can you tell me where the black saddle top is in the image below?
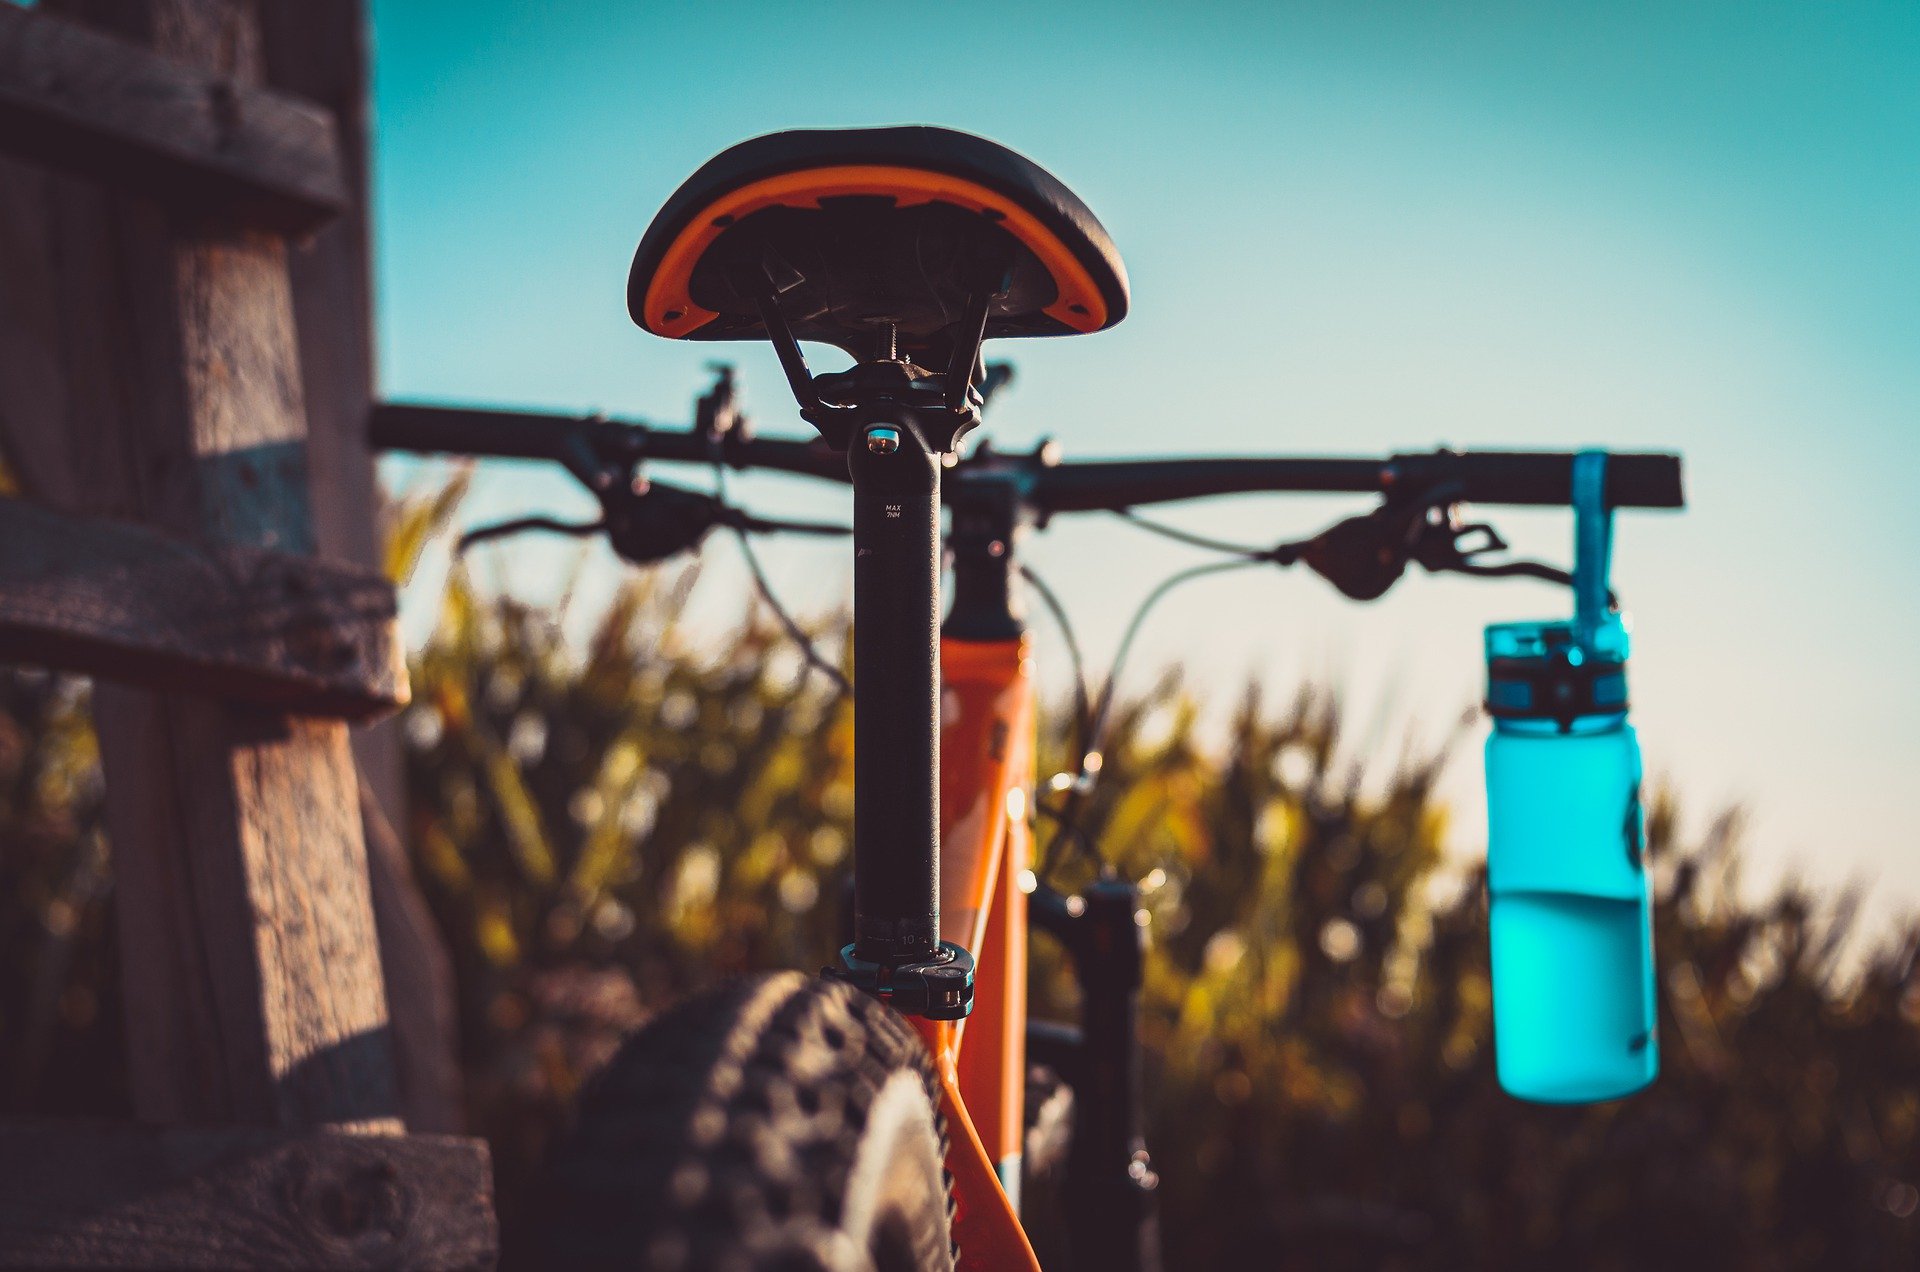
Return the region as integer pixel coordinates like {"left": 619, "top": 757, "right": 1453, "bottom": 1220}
{"left": 628, "top": 126, "right": 1129, "bottom": 361}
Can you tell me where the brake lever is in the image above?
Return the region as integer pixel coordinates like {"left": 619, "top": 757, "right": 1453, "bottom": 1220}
{"left": 1444, "top": 558, "right": 1579, "bottom": 587}
{"left": 1408, "top": 513, "right": 1618, "bottom": 604}
{"left": 1295, "top": 483, "right": 1608, "bottom": 604}
{"left": 1410, "top": 517, "right": 1511, "bottom": 575}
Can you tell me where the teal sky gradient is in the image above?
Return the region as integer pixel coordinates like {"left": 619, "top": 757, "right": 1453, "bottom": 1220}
{"left": 370, "top": 1, "right": 1920, "bottom": 934}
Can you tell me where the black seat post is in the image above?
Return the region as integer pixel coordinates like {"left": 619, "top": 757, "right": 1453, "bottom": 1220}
{"left": 743, "top": 292, "right": 981, "bottom": 1016}
{"left": 846, "top": 405, "right": 943, "bottom": 966}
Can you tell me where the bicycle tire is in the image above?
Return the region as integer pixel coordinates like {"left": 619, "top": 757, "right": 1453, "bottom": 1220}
{"left": 534, "top": 971, "right": 956, "bottom": 1271}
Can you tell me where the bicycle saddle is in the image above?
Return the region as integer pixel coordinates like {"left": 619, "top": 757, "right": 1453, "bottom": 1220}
{"left": 628, "top": 126, "right": 1129, "bottom": 361}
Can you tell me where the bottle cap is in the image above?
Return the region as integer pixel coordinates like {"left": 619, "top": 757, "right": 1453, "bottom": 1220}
{"left": 1485, "top": 615, "right": 1630, "bottom": 728}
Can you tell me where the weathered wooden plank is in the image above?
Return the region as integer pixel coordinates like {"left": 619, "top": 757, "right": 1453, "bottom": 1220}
{"left": 92, "top": 684, "right": 407, "bottom": 1130}
{"left": 259, "top": 1, "right": 383, "bottom": 580}
{"left": 259, "top": 2, "right": 466, "bottom": 1134}
{"left": 32, "top": 0, "right": 404, "bottom": 1132}
{"left": 0, "top": 3, "right": 346, "bottom": 233}
{"left": 0, "top": 1118, "right": 496, "bottom": 1271}
{"left": 0, "top": 495, "right": 406, "bottom": 718}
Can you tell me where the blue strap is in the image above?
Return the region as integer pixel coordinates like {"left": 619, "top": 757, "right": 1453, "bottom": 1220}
{"left": 1572, "top": 450, "right": 1612, "bottom": 646}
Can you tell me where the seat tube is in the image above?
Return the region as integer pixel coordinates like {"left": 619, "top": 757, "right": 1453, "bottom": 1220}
{"left": 847, "top": 411, "right": 943, "bottom": 965}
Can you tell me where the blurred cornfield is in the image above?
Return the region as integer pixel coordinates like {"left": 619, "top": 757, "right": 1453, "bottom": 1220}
{"left": 1, "top": 475, "right": 1916, "bottom": 1271}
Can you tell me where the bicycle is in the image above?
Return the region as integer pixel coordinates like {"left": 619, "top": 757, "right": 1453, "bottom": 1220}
{"left": 372, "top": 125, "right": 1685, "bottom": 1272}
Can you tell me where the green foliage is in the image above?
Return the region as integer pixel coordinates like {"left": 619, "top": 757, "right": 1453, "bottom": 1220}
{"left": 398, "top": 556, "right": 856, "bottom": 1227}
{"left": 1042, "top": 683, "right": 1920, "bottom": 1270}
{"left": 0, "top": 481, "right": 1915, "bottom": 1268}
{"left": 0, "top": 670, "right": 123, "bottom": 1117}
{"left": 393, "top": 543, "right": 1919, "bottom": 1269}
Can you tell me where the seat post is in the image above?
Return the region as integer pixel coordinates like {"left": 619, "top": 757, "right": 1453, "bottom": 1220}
{"left": 735, "top": 277, "right": 983, "bottom": 1015}
{"left": 846, "top": 406, "right": 944, "bottom": 966}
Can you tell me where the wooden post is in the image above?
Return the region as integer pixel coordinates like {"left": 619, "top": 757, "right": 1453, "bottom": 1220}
{"left": 42, "top": 0, "right": 399, "bottom": 1131}
{"left": 259, "top": 0, "right": 467, "bottom": 1136}
{"left": 0, "top": 2, "right": 497, "bottom": 1262}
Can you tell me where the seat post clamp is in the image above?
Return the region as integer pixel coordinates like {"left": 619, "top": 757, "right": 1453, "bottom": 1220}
{"left": 823, "top": 941, "right": 976, "bottom": 1021}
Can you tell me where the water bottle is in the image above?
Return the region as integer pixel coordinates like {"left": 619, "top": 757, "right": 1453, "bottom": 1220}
{"left": 1483, "top": 453, "right": 1658, "bottom": 1103}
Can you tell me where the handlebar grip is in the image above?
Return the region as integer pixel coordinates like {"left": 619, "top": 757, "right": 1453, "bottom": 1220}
{"left": 1388, "top": 451, "right": 1684, "bottom": 508}
{"left": 369, "top": 403, "right": 581, "bottom": 461}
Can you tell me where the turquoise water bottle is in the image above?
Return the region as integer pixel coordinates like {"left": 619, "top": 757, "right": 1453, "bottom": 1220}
{"left": 1483, "top": 453, "right": 1658, "bottom": 1103}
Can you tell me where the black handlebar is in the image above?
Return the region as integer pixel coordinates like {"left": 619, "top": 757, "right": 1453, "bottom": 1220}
{"left": 369, "top": 402, "right": 848, "bottom": 483}
{"left": 369, "top": 402, "right": 1685, "bottom": 511}
{"left": 1032, "top": 451, "right": 1684, "bottom": 511}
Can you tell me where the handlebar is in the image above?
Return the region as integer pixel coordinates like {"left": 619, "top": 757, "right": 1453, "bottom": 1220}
{"left": 370, "top": 402, "right": 848, "bottom": 483}
{"left": 369, "top": 402, "right": 1685, "bottom": 512}
{"left": 1030, "top": 452, "right": 1684, "bottom": 511}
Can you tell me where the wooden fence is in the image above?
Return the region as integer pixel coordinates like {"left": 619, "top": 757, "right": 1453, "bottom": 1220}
{"left": 0, "top": 1, "right": 495, "bottom": 1266}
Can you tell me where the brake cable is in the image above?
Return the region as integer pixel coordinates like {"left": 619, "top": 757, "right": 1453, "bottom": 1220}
{"left": 1019, "top": 563, "right": 1093, "bottom": 758}
{"left": 1038, "top": 557, "right": 1262, "bottom": 882}
{"left": 1111, "top": 508, "right": 1274, "bottom": 559}
{"left": 711, "top": 459, "right": 852, "bottom": 697}
{"left": 458, "top": 514, "right": 604, "bottom": 550}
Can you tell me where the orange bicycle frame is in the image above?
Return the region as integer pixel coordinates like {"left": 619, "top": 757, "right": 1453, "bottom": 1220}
{"left": 913, "top": 634, "right": 1043, "bottom": 1271}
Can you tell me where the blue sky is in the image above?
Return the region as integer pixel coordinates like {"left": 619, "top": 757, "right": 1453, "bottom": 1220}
{"left": 371, "top": 1, "right": 1920, "bottom": 936}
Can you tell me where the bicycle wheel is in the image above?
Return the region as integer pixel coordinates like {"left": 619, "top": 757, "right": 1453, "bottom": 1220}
{"left": 535, "top": 971, "right": 956, "bottom": 1271}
